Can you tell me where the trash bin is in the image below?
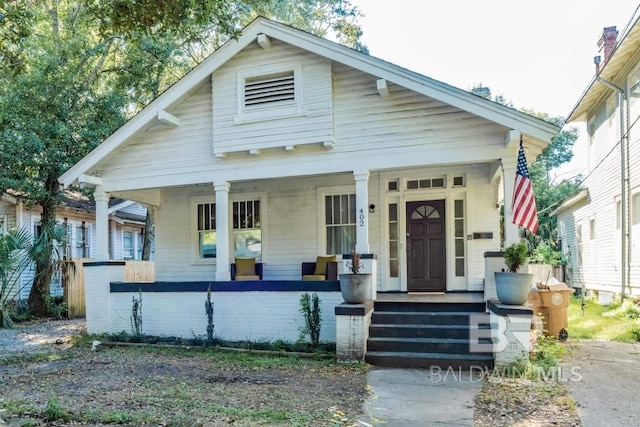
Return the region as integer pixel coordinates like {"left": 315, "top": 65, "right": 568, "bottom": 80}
{"left": 527, "top": 283, "right": 575, "bottom": 341}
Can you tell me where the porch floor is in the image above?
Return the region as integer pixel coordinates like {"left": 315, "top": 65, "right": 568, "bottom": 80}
{"left": 375, "top": 291, "right": 485, "bottom": 304}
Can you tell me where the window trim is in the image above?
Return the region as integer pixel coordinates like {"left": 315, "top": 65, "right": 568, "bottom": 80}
{"left": 234, "top": 62, "right": 305, "bottom": 125}
{"left": 317, "top": 185, "right": 356, "bottom": 257}
{"left": 191, "top": 196, "right": 217, "bottom": 265}
{"left": 230, "top": 192, "right": 266, "bottom": 262}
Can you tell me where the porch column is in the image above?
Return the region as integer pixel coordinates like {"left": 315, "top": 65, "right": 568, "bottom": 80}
{"left": 94, "top": 186, "right": 110, "bottom": 261}
{"left": 354, "top": 171, "right": 370, "bottom": 254}
{"left": 215, "top": 181, "right": 231, "bottom": 281}
{"left": 502, "top": 154, "right": 520, "bottom": 247}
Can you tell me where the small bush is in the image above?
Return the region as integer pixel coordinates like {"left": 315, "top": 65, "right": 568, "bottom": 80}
{"left": 43, "top": 397, "right": 70, "bottom": 422}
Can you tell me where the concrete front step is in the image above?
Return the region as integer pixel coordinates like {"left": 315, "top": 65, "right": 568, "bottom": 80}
{"left": 369, "top": 323, "right": 491, "bottom": 339}
{"left": 367, "top": 336, "right": 493, "bottom": 354}
{"left": 365, "top": 350, "right": 495, "bottom": 370}
{"left": 373, "top": 301, "right": 486, "bottom": 313}
{"left": 371, "top": 311, "right": 489, "bottom": 326}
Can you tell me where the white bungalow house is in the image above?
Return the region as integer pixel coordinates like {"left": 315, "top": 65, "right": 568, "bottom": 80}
{"left": 0, "top": 190, "right": 150, "bottom": 300}
{"left": 554, "top": 15, "right": 640, "bottom": 299}
{"left": 59, "top": 18, "right": 557, "bottom": 367}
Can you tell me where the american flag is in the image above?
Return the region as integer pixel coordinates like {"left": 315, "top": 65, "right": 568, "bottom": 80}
{"left": 512, "top": 140, "right": 539, "bottom": 234}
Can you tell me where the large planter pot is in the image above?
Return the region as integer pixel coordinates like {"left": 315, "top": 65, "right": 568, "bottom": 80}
{"left": 339, "top": 273, "right": 371, "bottom": 304}
{"left": 494, "top": 272, "right": 534, "bottom": 305}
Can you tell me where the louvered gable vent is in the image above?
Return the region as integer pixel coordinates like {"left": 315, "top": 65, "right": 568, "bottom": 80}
{"left": 244, "top": 71, "right": 295, "bottom": 108}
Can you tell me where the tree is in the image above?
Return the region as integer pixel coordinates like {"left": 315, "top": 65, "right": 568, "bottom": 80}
{"left": 521, "top": 113, "right": 582, "bottom": 263}
{"left": 0, "top": 0, "right": 366, "bottom": 313}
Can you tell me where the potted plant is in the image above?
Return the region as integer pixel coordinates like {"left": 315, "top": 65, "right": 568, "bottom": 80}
{"left": 338, "top": 251, "right": 371, "bottom": 304}
{"left": 494, "top": 240, "right": 534, "bottom": 305}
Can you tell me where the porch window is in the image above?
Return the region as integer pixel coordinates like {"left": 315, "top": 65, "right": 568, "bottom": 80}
{"left": 197, "top": 202, "right": 216, "bottom": 259}
{"left": 233, "top": 200, "right": 261, "bottom": 260}
{"left": 454, "top": 199, "right": 465, "bottom": 277}
{"left": 325, "top": 194, "right": 356, "bottom": 255}
{"left": 388, "top": 203, "right": 399, "bottom": 277}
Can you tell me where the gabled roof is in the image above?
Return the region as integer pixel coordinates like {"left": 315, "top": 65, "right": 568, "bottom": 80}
{"left": 59, "top": 17, "right": 559, "bottom": 188}
{"left": 567, "top": 13, "right": 640, "bottom": 122}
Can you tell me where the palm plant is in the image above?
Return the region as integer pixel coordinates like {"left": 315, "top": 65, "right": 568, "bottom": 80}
{"left": 0, "top": 224, "right": 67, "bottom": 328}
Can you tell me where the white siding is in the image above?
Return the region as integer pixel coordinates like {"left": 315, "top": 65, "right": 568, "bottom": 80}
{"left": 212, "top": 40, "right": 333, "bottom": 155}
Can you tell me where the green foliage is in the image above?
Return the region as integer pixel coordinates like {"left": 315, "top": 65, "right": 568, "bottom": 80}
{"left": 43, "top": 396, "right": 71, "bottom": 422}
{"left": 299, "top": 292, "right": 322, "bottom": 347}
{"left": 0, "top": 225, "right": 66, "bottom": 328}
{"left": 568, "top": 296, "right": 640, "bottom": 342}
{"left": 503, "top": 241, "right": 529, "bottom": 272}
{"left": 530, "top": 241, "right": 565, "bottom": 265}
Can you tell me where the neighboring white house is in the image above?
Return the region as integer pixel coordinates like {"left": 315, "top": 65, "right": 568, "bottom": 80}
{"left": 59, "top": 17, "right": 558, "bottom": 296}
{"left": 0, "top": 190, "right": 150, "bottom": 299}
{"left": 555, "top": 15, "right": 640, "bottom": 298}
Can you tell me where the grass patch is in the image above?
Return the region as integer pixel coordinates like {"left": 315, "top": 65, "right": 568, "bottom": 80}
{"left": 568, "top": 296, "right": 640, "bottom": 342}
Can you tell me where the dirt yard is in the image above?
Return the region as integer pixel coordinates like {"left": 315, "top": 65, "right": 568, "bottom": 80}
{"left": 0, "top": 321, "right": 367, "bottom": 426}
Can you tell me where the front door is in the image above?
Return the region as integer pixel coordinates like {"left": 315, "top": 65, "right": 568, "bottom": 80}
{"left": 406, "top": 200, "right": 446, "bottom": 291}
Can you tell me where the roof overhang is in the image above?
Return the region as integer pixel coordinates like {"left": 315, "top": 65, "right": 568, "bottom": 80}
{"left": 59, "top": 17, "right": 559, "bottom": 188}
{"left": 567, "top": 15, "right": 640, "bottom": 123}
{"left": 551, "top": 189, "right": 589, "bottom": 216}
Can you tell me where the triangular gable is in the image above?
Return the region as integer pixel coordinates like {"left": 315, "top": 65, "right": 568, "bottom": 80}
{"left": 60, "top": 17, "right": 558, "bottom": 188}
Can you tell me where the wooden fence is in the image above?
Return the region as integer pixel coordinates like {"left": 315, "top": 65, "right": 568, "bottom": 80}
{"left": 527, "top": 263, "right": 565, "bottom": 285}
{"left": 63, "top": 259, "right": 155, "bottom": 318}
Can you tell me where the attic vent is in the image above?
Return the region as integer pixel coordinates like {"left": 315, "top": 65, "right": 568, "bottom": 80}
{"left": 244, "top": 71, "right": 295, "bottom": 108}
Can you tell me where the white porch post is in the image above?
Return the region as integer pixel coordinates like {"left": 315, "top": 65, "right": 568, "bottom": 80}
{"left": 215, "top": 181, "right": 231, "bottom": 281}
{"left": 94, "top": 186, "right": 110, "bottom": 261}
{"left": 502, "top": 154, "right": 520, "bottom": 247}
{"left": 354, "top": 171, "right": 370, "bottom": 254}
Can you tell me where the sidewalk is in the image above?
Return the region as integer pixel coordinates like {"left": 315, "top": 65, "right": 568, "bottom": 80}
{"left": 361, "top": 367, "right": 483, "bottom": 426}
{"left": 561, "top": 339, "right": 640, "bottom": 427}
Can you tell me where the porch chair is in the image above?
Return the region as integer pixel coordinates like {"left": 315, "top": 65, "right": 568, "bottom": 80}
{"left": 302, "top": 255, "right": 338, "bottom": 280}
{"left": 231, "top": 257, "right": 263, "bottom": 280}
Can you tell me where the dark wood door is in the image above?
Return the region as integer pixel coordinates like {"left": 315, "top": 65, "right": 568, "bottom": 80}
{"left": 406, "top": 200, "right": 446, "bottom": 291}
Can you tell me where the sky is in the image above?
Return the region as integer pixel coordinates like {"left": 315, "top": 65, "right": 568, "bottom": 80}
{"left": 349, "top": 1, "right": 640, "bottom": 178}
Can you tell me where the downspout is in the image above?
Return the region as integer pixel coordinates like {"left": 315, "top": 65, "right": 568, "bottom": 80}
{"left": 594, "top": 55, "right": 628, "bottom": 297}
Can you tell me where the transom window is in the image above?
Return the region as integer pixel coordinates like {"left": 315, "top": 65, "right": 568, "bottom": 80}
{"left": 407, "top": 177, "right": 445, "bottom": 190}
{"left": 411, "top": 205, "right": 440, "bottom": 219}
{"left": 325, "top": 194, "right": 356, "bottom": 255}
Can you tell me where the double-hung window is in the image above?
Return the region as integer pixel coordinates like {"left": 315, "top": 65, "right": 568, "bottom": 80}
{"left": 123, "top": 231, "right": 135, "bottom": 260}
{"left": 197, "top": 202, "right": 217, "bottom": 259}
{"left": 233, "top": 199, "right": 261, "bottom": 260}
{"left": 325, "top": 193, "right": 356, "bottom": 255}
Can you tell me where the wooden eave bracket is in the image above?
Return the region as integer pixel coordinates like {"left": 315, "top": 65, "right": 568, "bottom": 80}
{"left": 249, "top": 149, "right": 261, "bottom": 156}
{"left": 257, "top": 34, "right": 271, "bottom": 49}
{"left": 78, "top": 174, "right": 103, "bottom": 187}
{"left": 377, "top": 78, "right": 389, "bottom": 98}
{"left": 504, "top": 129, "right": 521, "bottom": 148}
{"left": 322, "top": 141, "right": 335, "bottom": 149}
{"left": 157, "top": 110, "right": 182, "bottom": 127}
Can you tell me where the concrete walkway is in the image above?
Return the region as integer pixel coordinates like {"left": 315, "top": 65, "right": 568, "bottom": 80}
{"left": 361, "top": 368, "right": 483, "bottom": 426}
{"left": 561, "top": 339, "right": 640, "bottom": 427}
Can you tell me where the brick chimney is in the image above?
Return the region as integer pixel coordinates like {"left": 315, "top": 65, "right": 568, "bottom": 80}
{"left": 598, "top": 26, "right": 619, "bottom": 64}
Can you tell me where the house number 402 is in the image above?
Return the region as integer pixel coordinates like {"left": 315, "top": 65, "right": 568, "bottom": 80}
{"left": 359, "top": 208, "right": 365, "bottom": 226}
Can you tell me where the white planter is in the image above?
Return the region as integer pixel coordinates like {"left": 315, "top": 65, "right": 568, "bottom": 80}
{"left": 494, "top": 272, "right": 534, "bottom": 305}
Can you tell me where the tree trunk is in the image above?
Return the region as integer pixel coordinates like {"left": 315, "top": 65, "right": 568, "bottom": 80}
{"left": 27, "top": 176, "right": 59, "bottom": 315}
{"left": 141, "top": 206, "right": 154, "bottom": 261}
